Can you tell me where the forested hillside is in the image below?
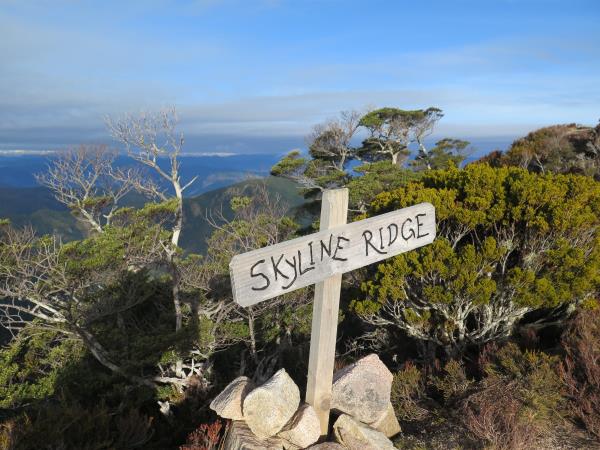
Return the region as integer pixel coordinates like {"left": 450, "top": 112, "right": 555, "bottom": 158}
{"left": 1, "top": 110, "right": 599, "bottom": 449}
{"left": 0, "top": 177, "right": 303, "bottom": 254}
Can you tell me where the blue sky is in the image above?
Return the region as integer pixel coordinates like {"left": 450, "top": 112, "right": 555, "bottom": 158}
{"left": 1, "top": 0, "right": 599, "bottom": 154}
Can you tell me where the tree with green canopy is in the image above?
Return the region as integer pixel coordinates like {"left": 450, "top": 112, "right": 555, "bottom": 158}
{"left": 271, "top": 110, "right": 361, "bottom": 194}
{"left": 410, "top": 138, "right": 471, "bottom": 171}
{"left": 357, "top": 107, "right": 443, "bottom": 166}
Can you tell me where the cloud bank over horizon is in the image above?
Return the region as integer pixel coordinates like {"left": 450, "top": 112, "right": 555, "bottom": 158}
{"left": 1, "top": 0, "right": 598, "bottom": 153}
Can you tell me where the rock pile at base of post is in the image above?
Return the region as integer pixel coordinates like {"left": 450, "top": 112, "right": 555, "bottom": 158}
{"left": 210, "top": 354, "right": 401, "bottom": 449}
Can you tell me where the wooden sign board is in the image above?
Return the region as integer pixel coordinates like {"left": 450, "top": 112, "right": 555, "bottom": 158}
{"left": 229, "top": 202, "right": 436, "bottom": 307}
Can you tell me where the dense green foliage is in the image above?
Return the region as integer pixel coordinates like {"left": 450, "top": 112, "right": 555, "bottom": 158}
{"left": 352, "top": 164, "right": 600, "bottom": 355}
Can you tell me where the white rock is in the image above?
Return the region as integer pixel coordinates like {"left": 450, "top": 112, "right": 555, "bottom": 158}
{"left": 243, "top": 369, "right": 300, "bottom": 439}
{"left": 210, "top": 376, "right": 254, "bottom": 420}
{"left": 222, "top": 420, "right": 283, "bottom": 450}
{"left": 370, "top": 402, "right": 401, "bottom": 438}
{"left": 331, "top": 354, "right": 393, "bottom": 423}
{"left": 333, "top": 414, "right": 395, "bottom": 450}
{"left": 278, "top": 403, "right": 321, "bottom": 449}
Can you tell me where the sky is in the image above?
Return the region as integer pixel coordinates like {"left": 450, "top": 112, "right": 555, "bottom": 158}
{"left": 1, "top": 0, "right": 599, "bottom": 154}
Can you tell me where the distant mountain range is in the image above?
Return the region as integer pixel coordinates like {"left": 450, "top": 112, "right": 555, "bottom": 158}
{"left": 0, "top": 142, "right": 511, "bottom": 252}
{"left": 0, "top": 153, "right": 304, "bottom": 253}
{"left": 0, "top": 153, "right": 282, "bottom": 194}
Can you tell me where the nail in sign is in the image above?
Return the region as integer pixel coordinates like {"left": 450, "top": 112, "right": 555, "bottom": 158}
{"left": 229, "top": 202, "right": 436, "bottom": 307}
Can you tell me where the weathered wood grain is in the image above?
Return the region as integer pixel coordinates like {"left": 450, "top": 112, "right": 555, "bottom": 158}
{"left": 305, "top": 188, "right": 348, "bottom": 435}
{"left": 229, "top": 201, "right": 436, "bottom": 307}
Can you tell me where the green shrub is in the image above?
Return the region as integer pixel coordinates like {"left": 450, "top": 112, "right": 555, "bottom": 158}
{"left": 352, "top": 164, "right": 600, "bottom": 356}
{"left": 483, "top": 342, "right": 564, "bottom": 423}
{"left": 430, "top": 359, "right": 472, "bottom": 403}
{"left": 0, "top": 328, "right": 85, "bottom": 409}
{"left": 461, "top": 342, "right": 565, "bottom": 449}
{"left": 390, "top": 362, "right": 428, "bottom": 421}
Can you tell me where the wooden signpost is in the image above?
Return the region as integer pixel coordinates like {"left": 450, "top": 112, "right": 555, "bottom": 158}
{"left": 229, "top": 188, "right": 436, "bottom": 434}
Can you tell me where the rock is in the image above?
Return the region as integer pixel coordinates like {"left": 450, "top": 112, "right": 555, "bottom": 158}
{"left": 210, "top": 376, "right": 254, "bottom": 420}
{"left": 243, "top": 369, "right": 300, "bottom": 439}
{"left": 278, "top": 403, "right": 321, "bottom": 449}
{"left": 306, "top": 444, "right": 345, "bottom": 449}
{"left": 223, "top": 421, "right": 283, "bottom": 450}
{"left": 333, "top": 414, "right": 395, "bottom": 450}
{"left": 331, "top": 353, "right": 393, "bottom": 423}
{"left": 370, "top": 402, "right": 401, "bottom": 438}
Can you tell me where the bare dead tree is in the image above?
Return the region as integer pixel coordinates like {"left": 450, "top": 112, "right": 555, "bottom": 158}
{"left": 307, "top": 110, "right": 361, "bottom": 172}
{"left": 107, "top": 108, "right": 196, "bottom": 339}
{"left": 36, "top": 145, "right": 138, "bottom": 234}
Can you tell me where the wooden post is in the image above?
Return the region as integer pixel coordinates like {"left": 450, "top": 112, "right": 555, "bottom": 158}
{"left": 305, "top": 188, "right": 348, "bottom": 436}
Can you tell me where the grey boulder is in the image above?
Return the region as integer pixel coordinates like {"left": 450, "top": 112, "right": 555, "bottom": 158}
{"left": 210, "top": 376, "right": 254, "bottom": 420}
{"left": 370, "top": 402, "right": 401, "bottom": 438}
{"left": 222, "top": 420, "right": 283, "bottom": 450}
{"left": 278, "top": 403, "right": 321, "bottom": 449}
{"left": 333, "top": 414, "right": 395, "bottom": 450}
{"left": 331, "top": 354, "right": 393, "bottom": 423}
{"left": 243, "top": 369, "right": 300, "bottom": 439}
{"left": 306, "top": 443, "right": 345, "bottom": 449}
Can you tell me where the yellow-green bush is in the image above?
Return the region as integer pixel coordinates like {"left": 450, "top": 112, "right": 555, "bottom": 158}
{"left": 352, "top": 164, "right": 600, "bottom": 355}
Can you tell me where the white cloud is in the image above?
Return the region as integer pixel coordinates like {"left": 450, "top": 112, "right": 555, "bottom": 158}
{"left": 0, "top": 3, "right": 598, "bottom": 150}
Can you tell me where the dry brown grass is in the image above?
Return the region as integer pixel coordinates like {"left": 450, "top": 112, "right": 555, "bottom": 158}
{"left": 559, "top": 308, "right": 600, "bottom": 440}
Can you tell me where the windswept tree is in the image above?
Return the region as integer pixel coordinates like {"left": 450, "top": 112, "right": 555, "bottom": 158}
{"left": 272, "top": 106, "right": 454, "bottom": 214}
{"left": 358, "top": 107, "right": 443, "bottom": 166}
{"left": 1, "top": 109, "right": 214, "bottom": 393}
{"left": 0, "top": 211, "right": 184, "bottom": 388}
{"left": 35, "top": 110, "right": 197, "bottom": 382}
{"left": 271, "top": 110, "right": 361, "bottom": 193}
{"left": 272, "top": 107, "right": 459, "bottom": 216}
{"left": 410, "top": 138, "right": 471, "bottom": 171}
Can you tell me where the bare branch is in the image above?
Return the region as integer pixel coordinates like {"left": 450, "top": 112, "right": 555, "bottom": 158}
{"left": 36, "top": 145, "right": 138, "bottom": 233}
